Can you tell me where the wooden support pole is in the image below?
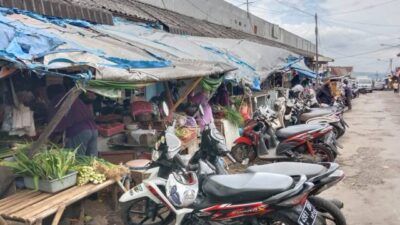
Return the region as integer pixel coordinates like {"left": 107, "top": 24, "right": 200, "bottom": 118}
{"left": 29, "top": 86, "right": 83, "bottom": 156}
{"left": 172, "top": 77, "right": 203, "bottom": 111}
{"left": 163, "top": 82, "right": 174, "bottom": 110}
{"left": 51, "top": 205, "right": 66, "bottom": 225}
{"left": 0, "top": 67, "right": 16, "bottom": 79}
{"left": 0, "top": 216, "right": 8, "bottom": 225}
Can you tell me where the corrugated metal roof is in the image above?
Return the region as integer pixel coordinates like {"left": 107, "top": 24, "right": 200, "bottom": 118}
{"left": 54, "top": 0, "right": 157, "bottom": 23}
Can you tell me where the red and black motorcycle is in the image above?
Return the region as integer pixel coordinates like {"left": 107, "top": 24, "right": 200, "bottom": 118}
{"left": 231, "top": 112, "right": 338, "bottom": 164}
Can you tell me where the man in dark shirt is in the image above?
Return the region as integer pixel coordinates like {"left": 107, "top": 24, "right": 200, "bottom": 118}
{"left": 47, "top": 85, "right": 98, "bottom": 156}
{"left": 316, "top": 81, "right": 334, "bottom": 106}
{"left": 290, "top": 69, "right": 300, "bottom": 87}
{"left": 343, "top": 79, "right": 352, "bottom": 110}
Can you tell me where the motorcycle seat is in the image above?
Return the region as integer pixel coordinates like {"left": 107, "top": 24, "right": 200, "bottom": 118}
{"left": 300, "top": 109, "right": 334, "bottom": 122}
{"left": 202, "top": 173, "right": 294, "bottom": 203}
{"left": 276, "top": 124, "right": 324, "bottom": 139}
{"left": 246, "top": 162, "right": 327, "bottom": 179}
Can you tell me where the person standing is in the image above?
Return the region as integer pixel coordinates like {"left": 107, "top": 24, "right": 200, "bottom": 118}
{"left": 47, "top": 85, "right": 98, "bottom": 156}
{"left": 290, "top": 69, "right": 300, "bottom": 87}
{"left": 394, "top": 77, "right": 399, "bottom": 94}
{"left": 343, "top": 79, "right": 352, "bottom": 110}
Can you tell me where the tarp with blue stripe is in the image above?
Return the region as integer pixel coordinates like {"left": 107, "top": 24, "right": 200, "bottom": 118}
{"left": 0, "top": 8, "right": 235, "bottom": 83}
{"left": 95, "top": 18, "right": 298, "bottom": 90}
{"left": 283, "top": 56, "right": 317, "bottom": 79}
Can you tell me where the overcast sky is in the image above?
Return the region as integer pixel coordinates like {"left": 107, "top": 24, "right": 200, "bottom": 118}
{"left": 225, "top": 0, "right": 400, "bottom": 73}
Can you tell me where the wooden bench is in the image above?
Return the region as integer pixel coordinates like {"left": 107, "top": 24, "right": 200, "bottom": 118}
{"left": 0, "top": 180, "right": 116, "bottom": 225}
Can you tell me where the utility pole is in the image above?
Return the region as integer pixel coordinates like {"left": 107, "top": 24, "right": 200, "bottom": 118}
{"left": 315, "top": 13, "right": 319, "bottom": 84}
{"left": 390, "top": 58, "right": 393, "bottom": 75}
{"left": 246, "top": 0, "right": 250, "bottom": 18}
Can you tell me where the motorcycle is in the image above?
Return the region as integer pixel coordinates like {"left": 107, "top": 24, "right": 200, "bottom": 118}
{"left": 286, "top": 97, "right": 348, "bottom": 139}
{"left": 231, "top": 107, "right": 338, "bottom": 164}
{"left": 119, "top": 104, "right": 326, "bottom": 225}
{"left": 189, "top": 115, "right": 346, "bottom": 225}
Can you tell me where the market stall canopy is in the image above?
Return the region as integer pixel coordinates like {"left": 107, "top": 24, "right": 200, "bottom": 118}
{"left": 95, "top": 19, "right": 297, "bottom": 89}
{"left": 283, "top": 57, "right": 317, "bottom": 79}
{"left": 0, "top": 9, "right": 235, "bottom": 83}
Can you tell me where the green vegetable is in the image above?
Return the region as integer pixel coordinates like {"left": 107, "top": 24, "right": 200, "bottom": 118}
{"left": 88, "top": 80, "right": 147, "bottom": 90}
{"left": 0, "top": 144, "right": 77, "bottom": 183}
{"left": 201, "top": 77, "right": 223, "bottom": 92}
{"left": 223, "top": 106, "right": 244, "bottom": 127}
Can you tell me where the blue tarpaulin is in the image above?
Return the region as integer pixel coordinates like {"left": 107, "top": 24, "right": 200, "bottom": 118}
{"left": 201, "top": 45, "right": 261, "bottom": 90}
{"left": 283, "top": 56, "right": 317, "bottom": 79}
{"left": 0, "top": 7, "right": 174, "bottom": 81}
{"left": 0, "top": 10, "right": 235, "bottom": 83}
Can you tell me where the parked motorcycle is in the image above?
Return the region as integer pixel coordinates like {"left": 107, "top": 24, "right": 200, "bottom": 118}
{"left": 190, "top": 117, "right": 346, "bottom": 225}
{"left": 285, "top": 96, "right": 348, "bottom": 139}
{"left": 231, "top": 107, "right": 338, "bottom": 164}
{"left": 120, "top": 104, "right": 327, "bottom": 225}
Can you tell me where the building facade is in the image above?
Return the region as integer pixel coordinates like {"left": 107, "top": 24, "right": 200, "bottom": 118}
{"left": 139, "top": 0, "right": 316, "bottom": 55}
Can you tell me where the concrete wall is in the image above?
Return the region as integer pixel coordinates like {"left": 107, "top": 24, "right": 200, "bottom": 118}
{"left": 139, "top": 0, "right": 316, "bottom": 54}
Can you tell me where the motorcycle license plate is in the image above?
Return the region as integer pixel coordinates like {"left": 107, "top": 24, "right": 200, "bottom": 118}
{"left": 298, "top": 200, "right": 318, "bottom": 225}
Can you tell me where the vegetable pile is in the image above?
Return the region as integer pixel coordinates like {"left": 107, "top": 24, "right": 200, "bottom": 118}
{"left": 0, "top": 144, "right": 129, "bottom": 187}
{"left": 0, "top": 144, "right": 76, "bottom": 181}
{"left": 74, "top": 156, "right": 129, "bottom": 186}
{"left": 223, "top": 106, "right": 244, "bottom": 127}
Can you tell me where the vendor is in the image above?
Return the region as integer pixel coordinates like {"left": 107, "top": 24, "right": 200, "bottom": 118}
{"left": 290, "top": 69, "right": 300, "bottom": 87}
{"left": 47, "top": 84, "right": 98, "bottom": 156}
{"left": 316, "top": 80, "right": 334, "bottom": 105}
{"left": 188, "top": 90, "right": 213, "bottom": 131}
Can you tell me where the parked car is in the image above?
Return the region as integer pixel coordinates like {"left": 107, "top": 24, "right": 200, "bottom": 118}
{"left": 374, "top": 80, "right": 385, "bottom": 90}
{"left": 357, "top": 77, "right": 373, "bottom": 93}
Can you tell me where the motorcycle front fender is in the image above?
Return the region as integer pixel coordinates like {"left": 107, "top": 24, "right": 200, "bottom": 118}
{"left": 234, "top": 136, "right": 253, "bottom": 146}
{"left": 119, "top": 183, "right": 160, "bottom": 203}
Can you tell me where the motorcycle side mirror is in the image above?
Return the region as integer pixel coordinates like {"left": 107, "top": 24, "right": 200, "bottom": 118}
{"left": 199, "top": 104, "right": 205, "bottom": 117}
{"left": 161, "top": 101, "right": 169, "bottom": 117}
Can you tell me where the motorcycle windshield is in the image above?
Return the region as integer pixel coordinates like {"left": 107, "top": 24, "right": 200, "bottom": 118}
{"left": 166, "top": 132, "right": 182, "bottom": 159}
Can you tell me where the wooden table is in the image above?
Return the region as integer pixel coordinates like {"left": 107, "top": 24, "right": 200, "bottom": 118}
{"left": 0, "top": 180, "right": 116, "bottom": 225}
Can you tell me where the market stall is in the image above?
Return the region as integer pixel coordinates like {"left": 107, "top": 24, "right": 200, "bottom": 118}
{"left": 0, "top": 7, "right": 237, "bottom": 224}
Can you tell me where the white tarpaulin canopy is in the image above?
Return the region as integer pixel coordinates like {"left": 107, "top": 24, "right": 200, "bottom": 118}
{"left": 95, "top": 20, "right": 298, "bottom": 89}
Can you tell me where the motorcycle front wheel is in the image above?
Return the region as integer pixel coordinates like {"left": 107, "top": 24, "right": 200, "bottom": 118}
{"left": 231, "top": 144, "right": 256, "bottom": 164}
{"left": 121, "top": 197, "right": 174, "bottom": 225}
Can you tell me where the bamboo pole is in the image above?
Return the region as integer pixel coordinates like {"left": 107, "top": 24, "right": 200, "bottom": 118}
{"left": 172, "top": 77, "right": 202, "bottom": 111}
{"left": 28, "top": 86, "right": 82, "bottom": 156}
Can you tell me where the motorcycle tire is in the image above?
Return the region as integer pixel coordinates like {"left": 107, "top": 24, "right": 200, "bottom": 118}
{"left": 231, "top": 144, "right": 257, "bottom": 164}
{"left": 309, "top": 196, "right": 347, "bottom": 225}
{"left": 312, "top": 143, "right": 336, "bottom": 162}
{"left": 121, "top": 198, "right": 174, "bottom": 225}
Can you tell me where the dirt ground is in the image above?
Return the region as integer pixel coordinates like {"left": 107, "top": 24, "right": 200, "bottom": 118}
{"left": 321, "top": 90, "right": 400, "bottom": 225}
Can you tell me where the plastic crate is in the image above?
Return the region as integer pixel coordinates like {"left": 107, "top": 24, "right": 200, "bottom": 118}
{"left": 97, "top": 123, "right": 125, "bottom": 137}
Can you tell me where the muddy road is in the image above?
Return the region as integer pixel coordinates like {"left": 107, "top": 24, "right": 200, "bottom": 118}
{"left": 322, "top": 91, "right": 400, "bottom": 225}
